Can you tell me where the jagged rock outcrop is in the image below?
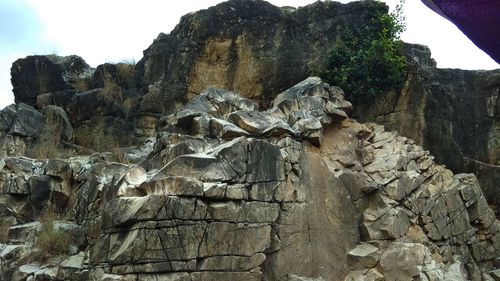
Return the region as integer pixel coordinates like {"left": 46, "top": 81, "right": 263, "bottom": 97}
{"left": 135, "top": 0, "right": 386, "bottom": 111}
{"left": 11, "top": 1, "right": 498, "bottom": 214}
{"left": 3, "top": 1, "right": 500, "bottom": 280}
{"left": 129, "top": 0, "right": 498, "bottom": 212}
{"left": 0, "top": 77, "right": 498, "bottom": 281}
{"left": 11, "top": 55, "right": 93, "bottom": 108}
{"left": 354, "top": 44, "right": 500, "bottom": 213}
{"left": 0, "top": 103, "right": 75, "bottom": 159}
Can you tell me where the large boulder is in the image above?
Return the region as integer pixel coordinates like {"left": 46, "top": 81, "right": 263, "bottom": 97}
{"left": 11, "top": 55, "right": 93, "bottom": 108}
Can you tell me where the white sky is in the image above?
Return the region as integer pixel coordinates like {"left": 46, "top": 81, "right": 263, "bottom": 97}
{"left": 0, "top": 0, "right": 498, "bottom": 109}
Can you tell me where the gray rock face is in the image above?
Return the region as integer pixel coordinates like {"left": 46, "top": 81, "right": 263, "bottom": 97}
{"left": 135, "top": 0, "right": 386, "bottom": 113}
{"left": 0, "top": 103, "right": 75, "bottom": 159}
{"left": 10, "top": 0, "right": 498, "bottom": 219}
{"left": 165, "top": 77, "right": 350, "bottom": 147}
{"left": 11, "top": 55, "right": 93, "bottom": 108}
{"left": 0, "top": 77, "right": 498, "bottom": 281}
{"left": 7, "top": 103, "right": 43, "bottom": 138}
{"left": 354, "top": 43, "right": 500, "bottom": 213}
{"left": 2, "top": 1, "right": 499, "bottom": 280}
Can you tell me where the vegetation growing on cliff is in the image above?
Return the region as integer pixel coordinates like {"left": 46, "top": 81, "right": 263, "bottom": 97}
{"left": 35, "top": 208, "right": 74, "bottom": 258}
{"left": 320, "top": 1, "right": 407, "bottom": 102}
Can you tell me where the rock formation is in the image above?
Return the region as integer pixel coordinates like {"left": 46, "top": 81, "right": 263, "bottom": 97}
{"left": 10, "top": 1, "right": 499, "bottom": 212}
{"left": 1, "top": 0, "right": 499, "bottom": 280}
{"left": 354, "top": 44, "right": 500, "bottom": 214}
{"left": 1, "top": 76, "right": 499, "bottom": 280}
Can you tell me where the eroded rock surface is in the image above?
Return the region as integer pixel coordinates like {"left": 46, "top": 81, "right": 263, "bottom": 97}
{"left": 11, "top": 55, "right": 93, "bottom": 108}
{"left": 135, "top": 0, "right": 386, "bottom": 112}
{"left": 10, "top": 0, "right": 498, "bottom": 214}
{"left": 0, "top": 77, "right": 498, "bottom": 281}
{"left": 3, "top": 1, "right": 499, "bottom": 280}
{"left": 354, "top": 44, "right": 500, "bottom": 212}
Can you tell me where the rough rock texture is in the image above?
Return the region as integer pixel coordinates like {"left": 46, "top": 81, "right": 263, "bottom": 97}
{"left": 11, "top": 55, "right": 93, "bottom": 108}
{"left": 11, "top": 1, "right": 498, "bottom": 215}
{"left": 140, "top": 0, "right": 500, "bottom": 212}
{"left": 135, "top": 0, "right": 386, "bottom": 112}
{"left": 3, "top": 1, "right": 500, "bottom": 280}
{"left": 0, "top": 77, "right": 498, "bottom": 281}
{"left": 354, "top": 44, "right": 500, "bottom": 213}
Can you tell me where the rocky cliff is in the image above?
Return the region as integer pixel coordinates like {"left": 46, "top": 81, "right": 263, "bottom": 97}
{"left": 1, "top": 77, "right": 499, "bottom": 281}
{"left": 10, "top": 1, "right": 499, "bottom": 214}
{"left": 1, "top": 0, "right": 500, "bottom": 281}
{"left": 354, "top": 44, "right": 500, "bottom": 214}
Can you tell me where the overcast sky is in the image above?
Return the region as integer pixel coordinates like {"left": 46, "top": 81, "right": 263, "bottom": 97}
{"left": 0, "top": 0, "right": 498, "bottom": 109}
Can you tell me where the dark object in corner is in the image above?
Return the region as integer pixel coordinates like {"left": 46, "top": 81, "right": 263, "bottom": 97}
{"left": 421, "top": 0, "right": 500, "bottom": 64}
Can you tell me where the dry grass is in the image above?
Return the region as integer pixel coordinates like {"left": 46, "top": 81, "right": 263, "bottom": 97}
{"left": 123, "top": 97, "right": 139, "bottom": 120}
{"left": 115, "top": 63, "right": 135, "bottom": 84}
{"left": 100, "top": 82, "right": 124, "bottom": 105}
{"left": 35, "top": 208, "right": 73, "bottom": 258}
{"left": 73, "top": 78, "right": 89, "bottom": 92}
{"left": 74, "top": 127, "right": 128, "bottom": 163}
{"left": 0, "top": 227, "right": 8, "bottom": 243}
{"left": 27, "top": 114, "right": 61, "bottom": 159}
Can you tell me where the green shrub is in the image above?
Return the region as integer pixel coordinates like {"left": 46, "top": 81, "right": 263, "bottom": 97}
{"left": 320, "top": 1, "right": 407, "bottom": 102}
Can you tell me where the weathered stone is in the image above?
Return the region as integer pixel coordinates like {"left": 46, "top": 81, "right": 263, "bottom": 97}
{"left": 155, "top": 154, "right": 217, "bottom": 179}
{"left": 344, "top": 269, "right": 384, "bottom": 281}
{"left": 2, "top": 4, "right": 500, "bottom": 279}
{"left": 227, "top": 110, "right": 295, "bottom": 136}
{"left": 137, "top": 272, "right": 191, "bottom": 281}
{"left": 11, "top": 264, "right": 42, "bottom": 281}
{"left": 139, "top": 176, "right": 204, "bottom": 197}
{"left": 362, "top": 207, "right": 410, "bottom": 240}
{"left": 347, "top": 243, "right": 381, "bottom": 270}
{"left": 111, "top": 260, "right": 196, "bottom": 275}
{"left": 190, "top": 271, "right": 261, "bottom": 281}
{"left": 379, "top": 243, "right": 429, "bottom": 281}
{"left": 225, "top": 184, "right": 248, "bottom": 200}
{"left": 11, "top": 55, "right": 92, "bottom": 107}
{"left": 383, "top": 170, "right": 424, "bottom": 201}
{"left": 42, "top": 105, "right": 74, "bottom": 142}
{"left": 9, "top": 103, "right": 43, "bottom": 138}
{"left": 0, "top": 104, "right": 18, "bottom": 131}
{"left": 490, "top": 269, "right": 500, "bottom": 281}
{"left": 206, "top": 201, "right": 279, "bottom": 223}
{"left": 287, "top": 275, "right": 325, "bottom": 281}
{"left": 56, "top": 252, "right": 86, "bottom": 280}
{"left": 354, "top": 44, "right": 500, "bottom": 211}
{"left": 246, "top": 139, "right": 285, "bottom": 183}
{"left": 249, "top": 181, "right": 279, "bottom": 202}
{"left": 103, "top": 196, "right": 208, "bottom": 228}
{"left": 442, "top": 262, "right": 468, "bottom": 281}
{"left": 198, "top": 222, "right": 271, "bottom": 257}
{"left": 198, "top": 253, "right": 266, "bottom": 271}
{"left": 209, "top": 117, "right": 249, "bottom": 139}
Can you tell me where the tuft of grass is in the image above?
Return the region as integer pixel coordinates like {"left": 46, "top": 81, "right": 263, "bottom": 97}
{"left": 74, "top": 127, "right": 128, "bottom": 163}
{"left": 27, "top": 113, "right": 61, "bottom": 159}
{"left": 115, "top": 63, "right": 135, "bottom": 85}
{"left": 100, "top": 81, "right": 124, "bottom": 105}
{"left": 35, "top": 208, "right": 73, "bottom": 258}
{"left": 73, "top": 78, "right": 89, "bottom": 92}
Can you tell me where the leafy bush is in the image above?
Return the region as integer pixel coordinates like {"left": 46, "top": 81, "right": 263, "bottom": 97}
{"left": 320, "top": 1, "right": 407, "bottom": 102}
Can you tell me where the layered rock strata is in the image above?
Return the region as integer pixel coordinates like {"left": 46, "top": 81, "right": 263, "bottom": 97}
{"left": 10, "top": 1, "right": 499, "bottom": 211}
{"left": 354, "top": 44, "right": 500, "bottom": 212}
{"left": 0, "top": 78, "right": 498, "bottom": 281}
